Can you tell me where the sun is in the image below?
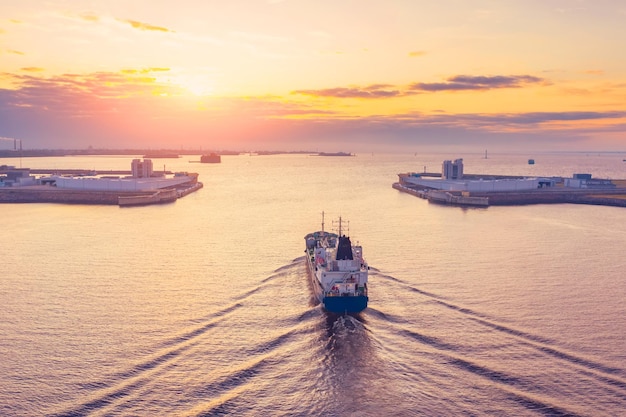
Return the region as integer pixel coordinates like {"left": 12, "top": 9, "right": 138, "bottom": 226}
{"left": 166, "top": 74, "right": 216, "bottom": 96}
{"left": 183, "top": 80, "right": 215, "bottom": 96}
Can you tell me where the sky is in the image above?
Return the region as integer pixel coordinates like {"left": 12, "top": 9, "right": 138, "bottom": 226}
{"left": 1, "top": 0, "right": 626, "bottom": 152}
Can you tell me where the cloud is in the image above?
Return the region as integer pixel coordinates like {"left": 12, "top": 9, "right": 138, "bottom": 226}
{"left": 292, "top": 84, "right": 407, "bottom": 99}
{"left": 408, "top": 51, "right": 427, "bottom": 57}
{"left": 0, "top": 70, "right": 624, "bottom": 151}
{"left": 117, "top": 19, "right": 173, "bottom": 33}
{"left": 292, "top": 74, "right": 548, "bottom": 99}
{"left": 20, "top": 67, "right": 44, "bottom": 72}
{"left": 322, "top": 111, "right": 626, "bottom": 130}
{"left": 411, "top": 75, "right": 546, "bottom": 92}
{"left": 6, "top": 50, "right": 24, "bottom": 55}
{"left": 0, "top": 70, "right": 184, "bottom": 113}
{"left": 121, "top": 68, "right": 170, "bottom": 75}
{"left": 79, "top": 13, "right": 100, "bottom": 23}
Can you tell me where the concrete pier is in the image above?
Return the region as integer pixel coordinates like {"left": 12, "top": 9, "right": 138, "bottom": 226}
{"left": 394, "top": 182, "right": 626, "bottom": 208}
{"left": 0, "top": 179, "right": 202, "bottom": 206}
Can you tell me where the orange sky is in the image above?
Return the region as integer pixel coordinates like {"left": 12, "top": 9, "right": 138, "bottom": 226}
{"left": 1, "top": 1, "right": 626, "bottom": 152}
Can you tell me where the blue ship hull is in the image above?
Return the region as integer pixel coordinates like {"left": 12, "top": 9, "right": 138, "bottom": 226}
{"left": 323, "top": 295, "right": 368, "bottom": 314}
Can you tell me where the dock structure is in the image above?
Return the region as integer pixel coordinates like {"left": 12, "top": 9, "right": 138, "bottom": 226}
{"left": 394, "top": 158, "right": 626, "bottom": 208}
{"left": 394, "top": 180, "right": 626, "bottom": 208}
{"left": 0, "top": 159, "right": 202, "bottom": 206}
{"left": 0, "top": 180, "right": 202, "bottom": 206}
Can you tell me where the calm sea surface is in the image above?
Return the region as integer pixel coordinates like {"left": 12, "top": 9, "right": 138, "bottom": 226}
{"left": 1, "top": 152, "right": 625, "bottom": 416}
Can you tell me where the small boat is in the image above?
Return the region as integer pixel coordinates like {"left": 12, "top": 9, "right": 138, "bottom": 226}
{"left": 304, "top": 213, "right": 368, "bottom": 314}
{"left": 315, "top": 152, "right": 354, "bottom": 157}
{"left": 528, "top": 159, "right": 535, "bottom": 165}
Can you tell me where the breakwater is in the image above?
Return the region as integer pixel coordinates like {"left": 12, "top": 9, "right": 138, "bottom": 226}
{"left": 0, "top": 181, "right": 203, "bottom": 206}
{"left": 0, "top": 187, "right": 125, "bottom": 204}
{"left": 473, "top": 189, "right": 626, "bottom": 207}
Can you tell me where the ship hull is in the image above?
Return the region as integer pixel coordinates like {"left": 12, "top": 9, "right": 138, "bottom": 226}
{"left": 323, "top": 294, "right": 368, "bottom": 314}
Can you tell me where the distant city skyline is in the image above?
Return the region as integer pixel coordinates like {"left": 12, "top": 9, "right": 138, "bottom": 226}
{"left": 1, "top": 1, "right": 626, "bottom": 152}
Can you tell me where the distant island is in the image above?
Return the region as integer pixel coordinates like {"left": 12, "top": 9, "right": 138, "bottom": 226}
{"left": 312, "top": 152, "right": 354, "bottom": 157}
{"left": 0, "top": 149, "right": 316, "bottom": 158}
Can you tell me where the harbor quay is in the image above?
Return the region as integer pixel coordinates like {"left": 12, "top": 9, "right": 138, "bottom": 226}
{"left": 0, "top": 159, "right": 202, "bottom": 206}
{"left": 394, "top": 158, "right": 626, "bottom": 208}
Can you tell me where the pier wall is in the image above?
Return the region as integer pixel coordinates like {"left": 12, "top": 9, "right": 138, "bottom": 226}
{"left": 0, "top": 187, "right": 126, "bottom": 204}
{"left": 393, "top": 182, "right": 626, "bottom": 208}
{"left": 475, "top": 190, "right": 626, "bottom": 206}
{"left": 0, "top": 179, "right": 203, "bottom": 205}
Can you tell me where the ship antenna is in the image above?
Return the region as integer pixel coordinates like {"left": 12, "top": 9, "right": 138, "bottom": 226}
{"left": 321, "top": 211, "right": 325, "bottom": 232}
{"left": 338, "top": 216, "right": 342, "bottom": 237}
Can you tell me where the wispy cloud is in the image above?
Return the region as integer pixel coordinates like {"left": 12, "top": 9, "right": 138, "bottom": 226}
{"left": 20, "top": 67, "right": 44, "bottom": 72}
{"left": 408, "top": 51, "right": 427, "bottom": 57}
{"left": 79, "top": 13, "right": 99, "bottom": 23}
{"left": 292, "top": 74, "right": 547, "bottom": 99}
{"left": 120, "top": 68, "right": 170, "bottom": 74}
{"left": 292, "top": 84, "right": 408, "bottom": 99}
{"left": 117, "top": 19, "right": 173, "bottom": 33}
{"left": 0, "top": 70, "right": 182, "bottom": 112}
{"left": 410, "top": 75, "right": 546, "bottom": 92}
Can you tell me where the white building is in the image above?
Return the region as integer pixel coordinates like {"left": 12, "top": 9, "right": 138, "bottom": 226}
{"left": 49, "top": 159, "right": 194, "bottom": 191}
{"left": 565, "top": 173, "right": 615, "bottom": 189}
{"left": 442, "top": 159, "right": 464, "bottom": 180}
{"left": 0, "top": 168, "right": 37, "bottom": 187}
{"left": 131, "top": 158, "right": 153, "bottom": 178}
{"left": 51, "top": 174, "right": 193, "bottom": 191}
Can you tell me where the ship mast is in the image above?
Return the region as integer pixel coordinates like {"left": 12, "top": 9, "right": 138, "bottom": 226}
{"left": 334, "top": 216, "right": 349, "bottom": 237}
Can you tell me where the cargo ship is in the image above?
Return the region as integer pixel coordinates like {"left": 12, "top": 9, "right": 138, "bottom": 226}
{"left": 200, "top": 153, "right": 221, "bottom": 163}
{"left": 304, "top": 213, "right": 368, "bottom": 314}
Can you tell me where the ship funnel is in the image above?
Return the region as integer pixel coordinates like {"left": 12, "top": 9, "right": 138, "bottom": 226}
{"left": 336, "top": 236, "right": 353, "bottom": 260}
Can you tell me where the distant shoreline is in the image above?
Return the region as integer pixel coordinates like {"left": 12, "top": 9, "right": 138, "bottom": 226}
{"left": 0, "top": 149, "right": 314, "bottom": 158}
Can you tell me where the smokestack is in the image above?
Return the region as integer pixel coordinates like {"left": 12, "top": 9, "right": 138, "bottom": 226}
{"left": 14, "top": 139, "right": 16, "bottom": 150}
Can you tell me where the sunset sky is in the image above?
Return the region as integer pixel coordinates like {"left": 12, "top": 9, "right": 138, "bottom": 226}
{"left": 1, "top": 1, "right": 626, "bottom": 152}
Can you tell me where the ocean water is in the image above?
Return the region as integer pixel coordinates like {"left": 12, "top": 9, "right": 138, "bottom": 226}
{"left": 1, "top": 152, "right": 625, "bottom": 416}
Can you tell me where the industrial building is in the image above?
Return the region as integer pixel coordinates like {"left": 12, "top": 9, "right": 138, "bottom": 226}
{"left": 565, "top": 173, "right": 616, "bottom": 189}
{"left": 0, "top": 167, "right": 37, "bottom": 187}
{"left": 442, "top": 159, "right": 464, "bottom": 180}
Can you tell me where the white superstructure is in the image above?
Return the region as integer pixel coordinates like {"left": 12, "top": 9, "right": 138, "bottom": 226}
{"left": 49, "top": 158, "right": 194, "bottom": 191}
